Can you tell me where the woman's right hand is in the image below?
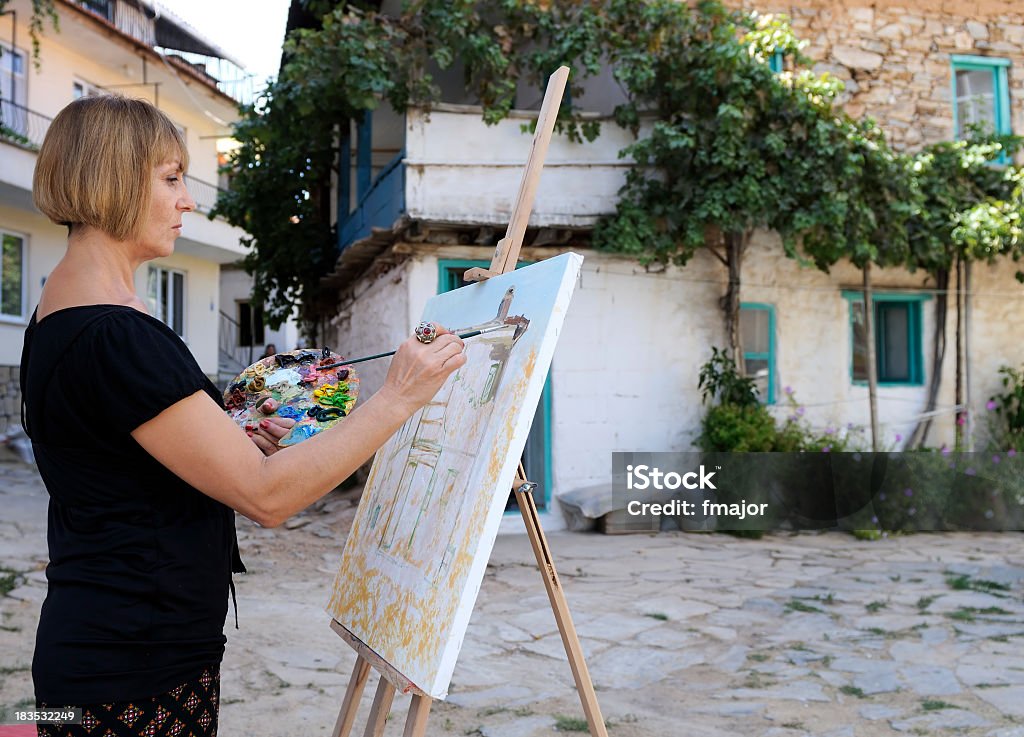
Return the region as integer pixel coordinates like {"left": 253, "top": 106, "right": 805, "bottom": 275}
{"left": 378, "top": 325, "right": 467, "bottom": 414}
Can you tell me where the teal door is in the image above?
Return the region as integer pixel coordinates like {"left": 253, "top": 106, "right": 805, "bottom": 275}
{"left": 437, "top": 259, "right": 552, "bottom": 511}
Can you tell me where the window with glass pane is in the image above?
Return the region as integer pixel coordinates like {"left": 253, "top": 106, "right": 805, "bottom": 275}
{"left": 955, "top": 69, "right": 996, "bottom": 135}
{"left": 952, "top": 57, "right": 1011, "bottom": 144}
{"left": 850, "top": 297, "right": 922, "bottom": 385}
{"left": 72, "top": 79, "right": 103, "bottom": 100}
{"left": 1, "top": 44, "right": 27, "bottom": 137}
{"left": 147, "top": 266, "right": 186, "bottom": 337}
{"left": 740, "top": 304, "right": 774, "bottom": 403}
{"left": 1, "top": 232, "right": 25, "bottom": 319}
{"left": 77, "top": 0, "right": 112, "bottom": 20}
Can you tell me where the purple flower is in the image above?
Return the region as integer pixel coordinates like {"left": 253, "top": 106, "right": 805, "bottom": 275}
{"left": 822, "top": 445, "right": 832, "bottom": 453}
{"left": 1009, "top": 448, "right": 1017, "bottom": 458}
{"left": 871, "top": 516, "right": 878, "bottom": 524}
{"left": 784, "top": 385, "right": 793, "bottom": 395}
{"left": 966, "top": 467, "right": 976, "bottom": 476}
{"left": 796, "top": 407, "right": 805, "bottom": 416}
{"left": 957, "top": 415, "right": 966, "bottom": 426}
{"left": 825, "top": 427, "right": 834, "bottom": 435}
{"left": 941, "top": 446, "right": 951, "bottom": 457}
{"left": 904, "top": 488, "right": 913, "bottom": 497}
{"left": 993, "top": 455, "right": 1001, "bottom": 464}
{"left": 847, "top": 422, "right": 855, "bottom": 430}
{"left": 987, "top": 400, "right": 998, "bottom": 411}
{"left": 894, "top": 433, "right": 902, "bottom": 443}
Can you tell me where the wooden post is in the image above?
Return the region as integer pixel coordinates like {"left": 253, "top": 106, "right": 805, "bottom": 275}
{"left": 514, "top": 466, "right": 609, "bottom": 737}
{"left": 332, "top": 657, "right": 372, "bottom": 737}
{"left": 402, "top": 695, "right": 432, "bottom": 737}
{"left": 464, "top": 66, "right": 569, "bottom": 283}
{"left": 362, "top": 677, "right": 396, "bottom": 737}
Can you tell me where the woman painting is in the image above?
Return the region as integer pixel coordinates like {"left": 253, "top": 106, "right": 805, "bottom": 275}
{"left": 22, "top": 95, "right": 465, "bottom": 736}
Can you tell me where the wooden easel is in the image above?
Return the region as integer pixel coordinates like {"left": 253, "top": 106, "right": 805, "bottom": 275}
{"left": 330, "top": 66, "right": 608, "bottom": 737}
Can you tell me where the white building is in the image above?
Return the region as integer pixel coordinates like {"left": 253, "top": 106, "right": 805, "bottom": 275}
{"left": 314, "top": 5, "right": 1024, "bottom": 530}
{"left": 0, "top": 0, "right": 287, "bottom": 431}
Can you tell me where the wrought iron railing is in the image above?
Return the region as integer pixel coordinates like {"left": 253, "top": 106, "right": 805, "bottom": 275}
{"left": 218, "top": 309, "right": 254, "bottom": 376}
{"left": 0, "top": 100, "right": 52, "bottom": 150}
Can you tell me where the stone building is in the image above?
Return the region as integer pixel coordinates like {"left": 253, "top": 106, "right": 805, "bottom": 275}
{"left": 310, "top": 0, "right": 1023, "bottom": 530}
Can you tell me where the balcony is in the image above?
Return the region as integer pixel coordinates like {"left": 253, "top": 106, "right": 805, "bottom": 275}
{"left": 339, "top": 152, "right": 406, "bottom": 250}
{"left": 67, "top": 0, "right": 261, "bottom": 107}
{"left": 402, "top": 105, "right": 635, "bottom": 229}
{"left": 326, "top": 104, "right": 638, "bottom": 287}
{"left": 184, "top": 175, "right": 226, "bottom": 215}
{"left": 0, "top": 100, "right": 52, "bottom": 151}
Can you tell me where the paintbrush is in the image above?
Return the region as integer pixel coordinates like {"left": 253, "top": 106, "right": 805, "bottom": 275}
{"left": 316, "top": 323, "right": 512, "bottom": 369}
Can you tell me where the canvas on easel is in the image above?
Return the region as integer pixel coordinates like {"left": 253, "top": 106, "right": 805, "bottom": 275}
{"left": 327, "top": 251, "right": 583, "bottom": 699}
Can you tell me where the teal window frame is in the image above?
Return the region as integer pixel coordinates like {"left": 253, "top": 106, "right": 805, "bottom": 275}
{"left": 0, "top": 229, "right": 27, "bottom": 322}
{"left": 841, "top": 291, "right": 929, "bottom": 386}
{"left": 768, "top": 51, "right": 785, "bottom": 73}
{"left": 951, "top": 55, "right": 1012, "bottom": 161}
{"left": 437, "top": 259, "right": 553, "bottom": 512}
{"left": 739, "top": 302, "right": 776, "bottom": 405}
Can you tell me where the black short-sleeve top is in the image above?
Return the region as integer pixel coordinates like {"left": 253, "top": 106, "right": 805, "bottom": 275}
{"left": 21, "top": 305, "right": 244, "bottom": 705}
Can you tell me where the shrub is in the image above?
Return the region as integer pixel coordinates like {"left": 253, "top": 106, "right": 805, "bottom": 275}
{"left": 987, "top": 365, "right": 1024, "bottom": 451}
{"left": 697, "top": 348, "right": 864, "bottom": 452}
{"left": 700, "top": 402, "right": 779, "bottom": 451}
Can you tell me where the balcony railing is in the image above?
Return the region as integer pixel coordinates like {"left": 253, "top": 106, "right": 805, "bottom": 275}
{"left": 339, "top": 152, "right": 406, "bottom": 252}
{"left": 0, "top": 100, "right": 52, "bottom": 151}
{"left": 185, "top": 175, "right": 226, "bottom": 215}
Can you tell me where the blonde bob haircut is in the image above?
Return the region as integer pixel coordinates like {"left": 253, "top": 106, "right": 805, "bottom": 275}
{"left": 33, "top": 95, "right": 189, "bottom": 241}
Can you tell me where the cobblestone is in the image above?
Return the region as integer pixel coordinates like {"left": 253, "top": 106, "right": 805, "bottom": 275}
{"left": 1, "top": 461, "right": 1023, "bottom": 735}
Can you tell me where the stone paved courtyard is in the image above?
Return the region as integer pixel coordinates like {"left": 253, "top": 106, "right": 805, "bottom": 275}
{"left": 1, "top": 458, "right": 1023, "bottom": 736}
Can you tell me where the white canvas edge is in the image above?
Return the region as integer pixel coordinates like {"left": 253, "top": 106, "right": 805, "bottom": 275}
{"left": 426, "top": 252, "right": 585, "bottom": 698}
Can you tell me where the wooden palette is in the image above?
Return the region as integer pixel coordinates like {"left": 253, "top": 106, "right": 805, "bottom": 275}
{"left": 223, "top": 348, "right": 359, "bottom": 447}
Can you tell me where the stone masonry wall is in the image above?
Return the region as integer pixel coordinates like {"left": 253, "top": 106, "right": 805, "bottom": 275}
{"left": 736, "top": 0, "right": 1024, "bottom": 150}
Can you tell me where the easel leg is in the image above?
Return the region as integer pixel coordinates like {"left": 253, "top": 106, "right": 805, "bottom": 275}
{"left": 333, "top": 657, "right": 372, "bottom": 737}
{"left": 402, "top": 694, "right": 432, "bottom": 737}
{"left": 363, "top": 677, "right": 396, "bottom": 737}
{"left": 515, "top": 474, "right": 609, "bottom": 737}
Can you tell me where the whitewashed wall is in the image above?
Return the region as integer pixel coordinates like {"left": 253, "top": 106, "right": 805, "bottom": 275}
{"left": 964, "top": 260, "right": 1024, "bottom": 449}
{"left": 329, "top": 243, "right": 1024, "bottom": 521}
{"left": 329, "top": 261, "right": 415, "bottom": 401}
{"left": 404, "top": 106, "right": 642, "bottom": 228}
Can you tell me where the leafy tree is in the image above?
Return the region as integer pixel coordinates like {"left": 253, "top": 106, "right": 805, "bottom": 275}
{"left": 592, "top": 2, "right": 910, "bottom": 363}
{"left": 904, "top": 133, "right": 1023, "bottom": 447}
{"left": 215, "top": 0, "right": 611, "bottom": 335}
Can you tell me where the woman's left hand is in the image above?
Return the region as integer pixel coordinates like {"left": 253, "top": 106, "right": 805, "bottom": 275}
{"left": 247, "top": 399, "right": 296, "bottom": 456}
